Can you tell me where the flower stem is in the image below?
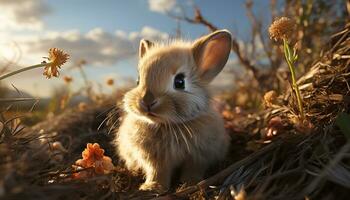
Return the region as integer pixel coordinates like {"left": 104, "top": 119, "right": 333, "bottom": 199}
{"left": 283, "top": 39, "right": 304, "bottom": 119}
{"left": 0, "top": 62, "right": 51, "bottom": 80}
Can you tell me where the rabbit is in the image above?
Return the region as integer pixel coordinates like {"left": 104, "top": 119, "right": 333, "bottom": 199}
{"left": 115, "top": 30, "right": 232, "bottom": 192}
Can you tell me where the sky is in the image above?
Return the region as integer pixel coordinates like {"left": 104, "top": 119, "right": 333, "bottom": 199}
{"left": 0, "top": 0, "right": 272, "bottom": 97}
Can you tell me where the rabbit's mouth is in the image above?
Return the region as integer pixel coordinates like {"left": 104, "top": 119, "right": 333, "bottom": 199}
{"left": 137, "top": 104, "right": 159, "bottom": 118}
{"left": 139, "top": 109, "right": 160, "bottom": 120}
{"left": 146, "top": 112, "right": 157, "bottom": 118}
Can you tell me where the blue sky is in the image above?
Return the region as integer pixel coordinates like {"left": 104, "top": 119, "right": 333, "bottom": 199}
{"left": 0, "top": 0, "right": 272, "bottom": 97}
{"left": 46, "top": 0, "right": 252, "bottom": 35}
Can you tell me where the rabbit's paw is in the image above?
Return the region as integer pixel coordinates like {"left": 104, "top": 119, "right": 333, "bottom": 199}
{"left": 139, "top": 181, "right": 167, "bottom": 193}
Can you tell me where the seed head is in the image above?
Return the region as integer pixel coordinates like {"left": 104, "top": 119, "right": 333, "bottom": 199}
{"left": 269, "top": 17, "right": 296, "bottom": 41}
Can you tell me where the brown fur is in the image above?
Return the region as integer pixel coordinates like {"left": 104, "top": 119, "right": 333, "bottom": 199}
{"left": 115, "top": 30, "right": 232, "bottom": 192}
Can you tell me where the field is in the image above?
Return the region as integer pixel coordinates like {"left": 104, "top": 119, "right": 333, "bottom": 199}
{"left": 0, "top": 1, "right": 350, "bottom": 200}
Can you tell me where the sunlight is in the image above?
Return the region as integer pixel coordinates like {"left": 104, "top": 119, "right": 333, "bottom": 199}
{"left": 0, "top": 42, "right": 21, "bottom": 63}
{"left": 0, "top": 1, "right": 348, "bottom": 199}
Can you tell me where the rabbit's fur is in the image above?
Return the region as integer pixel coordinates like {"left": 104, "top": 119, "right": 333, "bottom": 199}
{"left": 115, "top": 30, "right": 232, "bottom": 192}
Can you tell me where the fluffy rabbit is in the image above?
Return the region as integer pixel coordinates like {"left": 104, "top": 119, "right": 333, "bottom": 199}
{"left": 115, "top": 30, "right": 232, "bottom": 192}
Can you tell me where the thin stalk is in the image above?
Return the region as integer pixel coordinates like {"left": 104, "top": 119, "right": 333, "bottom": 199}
{"left": 283, "top": 39, "right": 304, "bottom": 119}
{"left": 63, "top": 83, "right": 73, "bottom": 110}
{"left": 78, "top": 66, "right": 89, "bottom": 85}
{"left": 0, "top": 62, "right": 51, "bottom": 80}
{"left": 77, "top": 65, "right": 93, "bottom": 98}
{"left": 0, "top": 97, "right": 38, "bottom": 102}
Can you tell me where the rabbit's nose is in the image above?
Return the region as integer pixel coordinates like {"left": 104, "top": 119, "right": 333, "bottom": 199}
{"left": 140, "top": 99, "right": 158, "bottom": 112}
{"left": 140, "top": 90, "right": 158, "bottom": 111}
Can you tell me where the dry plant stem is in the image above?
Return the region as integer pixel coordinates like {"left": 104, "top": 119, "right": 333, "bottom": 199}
{"left": 0, "top": 97, "right": 38, "bottom": 102}
{"left": 283, "top": 39, "right": 304, "bottom": 119}
{"left": 78, "top": 66, "right": 89, "bottom": 85}
{"left": 62, "top": 84, "right": 73, "bottom": 110}
{"left": 76, "top": 65, "right": 93, "bottom": 98}
{"left": 0, "top": 62, "right": 51, "bottom": 80}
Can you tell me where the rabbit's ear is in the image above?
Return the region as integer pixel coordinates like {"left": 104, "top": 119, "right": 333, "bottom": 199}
{"left": 192, "top": 30, "right": 232, "bottom": 82}
{"left": 139, "top": 39, "right": 154, "bottom": 58}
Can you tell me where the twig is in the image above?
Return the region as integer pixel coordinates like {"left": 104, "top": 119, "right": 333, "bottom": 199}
{"left": 170, "top": 6, "right": 259, "bottom": 81}
{"left": 245, "top": 0, "right": 280, "bottom": 71}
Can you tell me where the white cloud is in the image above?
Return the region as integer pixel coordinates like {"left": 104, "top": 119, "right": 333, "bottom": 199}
{"left": 211, "top": 59, "right": 240, "bottom": 89}
{"left": 148, "top": 0, "right": 176, "bottom": 14}
{"left": 0, "top": 1, "right": 172, "bottom": 97}
{"left": 9, "top": 26, "right": 169, "bottom": 67}
{"left": 0, "top": 0, "right": 170, "bottom": 67}
{"left": 0, "top": 0, "right": 51, "bottom": 30}
{"left": 139, "top": 26, "right": 169, "bottom": 40}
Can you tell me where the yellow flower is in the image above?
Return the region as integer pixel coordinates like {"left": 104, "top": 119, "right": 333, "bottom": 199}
{"left": 269, "top": 17, "right": 296, "bottom": 41}
{"left": 43, "top": 48, "right": 70, "bottom": 78}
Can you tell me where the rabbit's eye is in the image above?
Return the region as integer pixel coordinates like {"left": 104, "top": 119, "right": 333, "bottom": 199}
{"left": 174, "top": 73, "right": 185, "bottom": 90}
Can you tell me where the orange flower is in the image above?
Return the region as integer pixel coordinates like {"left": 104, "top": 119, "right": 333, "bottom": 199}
{"left": 78, "top": 102, "right": 88, "bottom": 112}
{"left": 222, "top": 110, "right": 234, "bottom": 120}
{"left": 73, "top": 143, "right": 114, "bottom": 178}
{"left": 43, "top": 48, "right": 70, "bottom": 78}
{"left": 94, "top": 156, "right": 114, "bottom": 174}
{"left": 81, "top": 143, "right": 104, "bottom": 165}
{"left": 269, "top": 17, "right": 296, "bottom": 41}
{"left": 63, "top": 76, "right": 73, "bottom": 84}
{"left": 106, "top": 78, "right": 114, "bottom": 86}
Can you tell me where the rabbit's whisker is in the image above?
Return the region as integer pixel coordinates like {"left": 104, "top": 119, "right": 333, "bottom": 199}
{"left": 166, "top": 119, "right": 180, "bottom": 146}
{"left": 175, "top": 115, "right": 194, "bottom": 139}
{"left": 173, "top": 120, "right": 191, "bottom": 153}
